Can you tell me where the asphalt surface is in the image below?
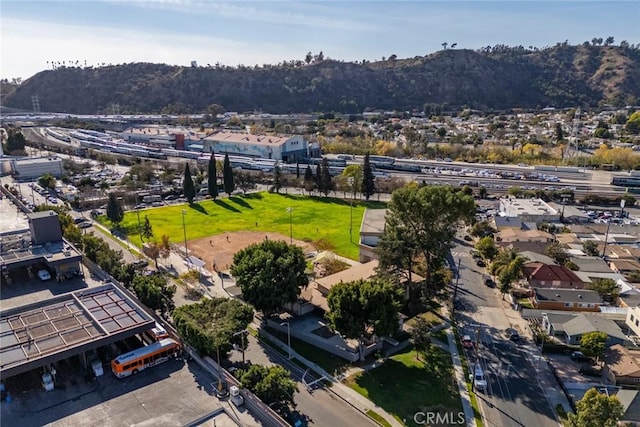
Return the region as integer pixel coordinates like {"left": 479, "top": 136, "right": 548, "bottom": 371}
{"left": 229, "top": 334, "right": 375, "bottom": 427}
{"left": 452, "top": 238, "right": 559, "bottom": 427}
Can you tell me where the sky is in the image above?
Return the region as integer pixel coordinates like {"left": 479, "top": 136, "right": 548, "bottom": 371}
{"left": 2, "top": 0, "right": 639, "bottom": 81}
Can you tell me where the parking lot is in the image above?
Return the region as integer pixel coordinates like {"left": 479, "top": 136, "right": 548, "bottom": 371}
{"left": 1, "top": 357, "right": 256, "bottom": 427}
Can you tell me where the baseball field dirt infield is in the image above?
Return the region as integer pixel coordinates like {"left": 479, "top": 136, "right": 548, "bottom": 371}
{"left": 186, "top": 231, "right": 316, "bottom": 273}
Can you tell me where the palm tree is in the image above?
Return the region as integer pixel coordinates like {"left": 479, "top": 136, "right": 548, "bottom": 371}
{"left": 489, "top": 249, "right": 528, "bottom": 299}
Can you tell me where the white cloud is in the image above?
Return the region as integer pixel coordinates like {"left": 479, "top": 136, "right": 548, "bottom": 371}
{"left": 1, "top": 17, "right": 301, "bottom": 79}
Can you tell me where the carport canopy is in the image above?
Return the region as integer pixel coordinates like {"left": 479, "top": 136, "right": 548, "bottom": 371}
{"left": 0, "top": 283, "right": 155, "bottom": 378}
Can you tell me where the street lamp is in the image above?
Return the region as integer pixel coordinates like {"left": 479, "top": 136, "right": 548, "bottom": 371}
{"left": 232, "top": 329, "right": 248, "bottom": 364}
{"left": 181, "top": 209, "right": 188, "bottom": 259}
{"left": 286, "top": 207, "right": 293, "bottom": 244}
{"left": 347, "top": 177, "right": 354, "bottom": 243}
{"left": 281, "top": 322, "right": 292, "bottom": 359}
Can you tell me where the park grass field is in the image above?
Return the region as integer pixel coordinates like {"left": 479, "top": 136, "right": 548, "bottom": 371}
{"left": 116, "top": 192, "right": 386, "bottom": 260}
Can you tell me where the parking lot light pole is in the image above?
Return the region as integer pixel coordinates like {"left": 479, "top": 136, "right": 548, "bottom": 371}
{"left": 181, "top": 209, "right": 188, "bottom": 259}
{"left": 286, "top": 207, "right": 293, "bottom": 244}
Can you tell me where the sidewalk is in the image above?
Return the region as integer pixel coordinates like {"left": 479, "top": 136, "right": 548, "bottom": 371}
{"left": 444, "top": 323, "right": 477, "bottom": 427}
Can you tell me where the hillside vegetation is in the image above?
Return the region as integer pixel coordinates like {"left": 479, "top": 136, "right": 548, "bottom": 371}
{"left": 4, "top": 44, "right": 640, "bottom": 114}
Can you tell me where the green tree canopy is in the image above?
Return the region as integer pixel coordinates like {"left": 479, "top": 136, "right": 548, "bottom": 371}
{"left": 238, "top": 365, "right": 298, "bottom": 413}
{"left": 141, "top": 215, "right": 153, "bottom": 241}
{"left": 567, "top": 388, "right": 623, "bottom": 427}
{"left": 582, "top": 240, "right": 599, "bottom": 256}
{"left": 183, "top": 163, "right": 196, "bottom": 204}
{"left": 303, "top": 166, "right": 315, "bottom": 192}
{"left": 271, "top": 164, "right": 283, "bottom": 193}
{"left": 326, "top": 278, "right": 403, "bottom": 339}
{"left": 580, "top": 331, "right": 608, "bottom": 361}
{"left": 409, "top": 316, "right": 431, "bottom": 360}
{"left": 38, "top": 173, "right": 56, "bottom": 190}
{"left": 587, "top": 278, "right": 618, "bottom": 303}
{"left": 489, "top": 248, "right": 528, "bottom": 298}
{"left": 475, "top": 236, "right": 498, "bottom": 261}
{"left": 207, "top": 153, "right": 219, "bottom": 200}
{"left": 319, "top": 157, "right": 333, "bottom": 196}
{"left": 625, "top": 111, "right": 640, "bottom": 135}
{"left": 545, "top": 242, "right": 569, "bottom": 265}
{"left": 376, "top": 185, "right": 475, "bottom": 305}
{"left": 106, "top": 193, "right": 124, "bottom": 226}
{"left": 231, "top": 240, "right": 308, "bottom": 316}
{"left": 132, "top": 274, "right": 176, "bottom": 316}
{"left": 173, "top": 297, "right": 254, "bottom": 356}
{"left": 470, "top": 220, "right": 495, "bottom": 238}
{"left": 5, "top": 128, "right": 26, "bottom": 153}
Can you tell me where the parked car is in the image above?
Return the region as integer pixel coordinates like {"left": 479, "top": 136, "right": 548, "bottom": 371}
{"left": 571, "top": 351, "right": 594, "bottom": 364}
{"left": 509, "top": 332, "right": 521, "bottom": 342}
{"left": 484, "top": 277, "right": 496, "bottom": 288}
{"left": 475, "top": 259, "right": 486, "bottom": 267}
{"left": 78, "top": 221, "right": 93, "bottom": 229}
{"left": 463, "top": 235, "right": 472, "bottom": 241}
{"left": 462, "top": 335, "right": 474, "bottom": 349}
{"left": 471, "top": 364, "right": 487, "bottom": 391}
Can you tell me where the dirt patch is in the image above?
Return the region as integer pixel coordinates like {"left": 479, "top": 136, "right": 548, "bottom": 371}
{"left": 187, "top": 231, "right": 316, "bottom": 273}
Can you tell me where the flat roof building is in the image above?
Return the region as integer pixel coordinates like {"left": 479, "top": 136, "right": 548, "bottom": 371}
{"left": 10, "top": 157, "right": 64, "bottom": 181}
{"left": 202, "top": 131, "right": 310, "bottom": 162}
{"left": 499, "top": 197, "right": 560, "bottom": 223}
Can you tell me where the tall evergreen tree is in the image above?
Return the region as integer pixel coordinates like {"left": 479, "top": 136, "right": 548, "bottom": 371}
{"left": 223, "top": 153, "right": 235, "bottom": 196}
{"left": 272, "top": 164, "right": 283, "bottom": 193}
{"left": 140, "top": 215, "right": 153, "bottom": 241}
{"left": 296, "top": 162, "right": 300, "bottom": 179}
{"left": 183, "top": 163, "right": 196, "bottom": 204}
{"left": 303, "top": 165, "right": 315, "bottom": 193}
{"left": 106, "top": 193, "right": 124, "bottom": 226}
{"left": 207, "top": 152, "right": 219, "bottom": 200}
{"left": 362, "top": 153, "right": 375, "bottom": 200}
{"left": 320, "top": 157, "right": 333, "bottom": 196}
{"left": 315, "top": 164, "right": 322, "bottom": 190}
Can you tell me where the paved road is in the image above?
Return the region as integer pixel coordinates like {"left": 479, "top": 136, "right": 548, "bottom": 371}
{"left": 452, "top": 238, "right": 560, "bottom": 427}
{"left": 229, "top": 334, "right": 375, "bottom": 427}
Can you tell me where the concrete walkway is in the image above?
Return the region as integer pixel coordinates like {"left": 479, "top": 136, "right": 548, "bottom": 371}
{"left": 444, "top": 325, "right": 477, "bottom": 427}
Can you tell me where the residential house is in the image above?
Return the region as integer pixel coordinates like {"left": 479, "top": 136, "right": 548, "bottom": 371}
{"left": 495, "top": 228, "right": 555, "bottom": 244}
{"left": 609, "top": 259, "right": 640, "bottom": 276}
{"left": 518, "top": 251, "right": 555, "bottom": 265}
{"left": 616, "top": 389, "right": 640, "bottom": 427}
{"left": 500, "top": 241, "right": 550, "bottom": 255}
{"left": 532, "top": 288, "right": 603, "bottom": 312}
{"left": 608, "top": 245, "right": 640, "bottom": 261}
{"left": 603, "top": 344, "right": 640, "bottom": 386}
{"left": 541, "top": 312, "right": 626, "bottom": 346}
{"left": 492, "top": 216, "right": 523, "bottom": 231}
{"left": 525, "top": 263, "right": 585, "bottom": 289}
{"left": 627, "top": 306, "right": 640, "bottom": 338}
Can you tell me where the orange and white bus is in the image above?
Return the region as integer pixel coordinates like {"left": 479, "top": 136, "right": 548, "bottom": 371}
{"left": 111, "top": 338, "right": 181, "bottom": 378}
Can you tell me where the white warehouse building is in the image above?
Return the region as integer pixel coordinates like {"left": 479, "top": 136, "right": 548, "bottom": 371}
{"left": 10, "top": 157, "right": 64, "bottom": 181}
{"left": 202, "top": 131, "right": 312, "bottom": 162}
{"left": 498, "top": 197, "right": 560, "bottom": 223}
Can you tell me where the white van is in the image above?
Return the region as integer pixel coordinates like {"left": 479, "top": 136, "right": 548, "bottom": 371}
{"left": 472, "top": 364, "right": 487, "bottom": 392}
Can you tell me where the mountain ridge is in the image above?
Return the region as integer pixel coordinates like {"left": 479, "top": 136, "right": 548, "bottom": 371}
{"left": 4, "top": 44, "right": 640, "bottom": 114}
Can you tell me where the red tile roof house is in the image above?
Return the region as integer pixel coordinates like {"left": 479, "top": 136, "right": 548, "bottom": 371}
{"left": 525, "top": 263, "right": 585, "bottom": 289}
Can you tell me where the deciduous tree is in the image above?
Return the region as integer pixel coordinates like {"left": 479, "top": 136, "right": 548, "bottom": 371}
{"left": 410, "top": 316, "right": 431, "bottom": 360}
{"left": 588, "top": 278, "right": 618, "bottom": 303}
{"left": 173, "top": 297, "right": 254, "bottom": 356}
{"left": 231, "top": 240, "right": 308, "bottom": 316}
{"left": 132, "top": 274, "right": 176, "bottom": 316}
{"left": 567, "top": 387, "right": 623, "bottom": 427}
{"left": 326, "top": 278, "right": 403, "bottom": 340}
{"left": 140, "top": 215, "right": 153, "bottom": 241}
{"left": 475, "top": 236, "right": 498, "bottom": 261}
{"left": 238, "top": 365, "right": 298, "bottom": 413}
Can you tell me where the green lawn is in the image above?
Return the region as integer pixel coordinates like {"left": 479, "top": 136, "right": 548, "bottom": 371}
{"left": 107, "top": 192, "right": 385, "bottom": 260}
{"left": 344, "top": 346, "right": 462, "bottom": 427}
{"left": 266, "top": 327, "right": 351, "bottom": 376}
